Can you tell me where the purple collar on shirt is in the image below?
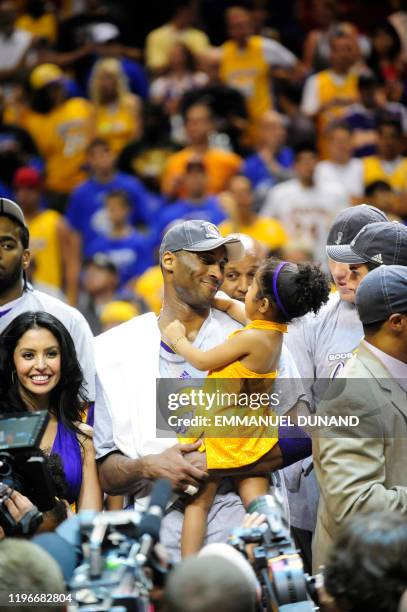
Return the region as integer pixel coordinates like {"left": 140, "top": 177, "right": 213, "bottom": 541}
{"left": 0, "top": 308, "right": 12, "bottom": 318}
{"left": 161, "top": 340, "right": 175, "bottom": 354}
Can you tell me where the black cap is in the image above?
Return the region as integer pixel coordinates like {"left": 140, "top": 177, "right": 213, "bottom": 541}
{"left": 327, "top": 221, "right": 407, "bottom": 266}
{"left": 326, "top": 204, "right": 388, "bottom": 251}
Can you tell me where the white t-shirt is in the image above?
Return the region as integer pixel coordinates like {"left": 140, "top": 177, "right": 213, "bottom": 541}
{"left": 94, "top": 308, "right": 303, "bottom": 460}
{"left": 261, "top": 37, "right": 297, "bottom": 68}
{"left": 0, "top": 288, "right": 95, "bottom": 400}
{"left": 315, "top": 158, "right": 364, "bottom": 202}
{"left": 150, "top": 72, "right": 209, "bottom": 101}
{"left": 0, "top": 29, "right": 31, "bottom": 70}
{"left": 261, "top": 178, "right": 345, "bottom": 265}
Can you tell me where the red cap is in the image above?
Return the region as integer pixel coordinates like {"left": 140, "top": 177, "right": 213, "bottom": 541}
{"left": 14, "top": 167, "right": 42, "bottom": 189}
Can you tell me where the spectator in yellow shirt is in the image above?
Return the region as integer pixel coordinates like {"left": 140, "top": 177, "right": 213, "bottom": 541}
{"left": 161, "top": 102, "right": 242, "bottom": 199}
{"left": 301, "top": 31, "right": 359, "bottom": 157}
{"left": 133, "top": 264, "right": 163, "bottom": 315}
{"left": 362, "top": 118, "right": 407, "bottom": 215}
{"left": 21, "top": 63, "right": 93, "bottom": 212}
{"left": 89, "top": 58, "right": 141, "bottom": 157}
{"left": 145, "top": 0, "right": 209, "bottom": 74}
{"left": 13, "top": 166, "right": 80, "bottom": 305}
{"left": 16, "top": 0, "right": 57, "bottom": 44}
{"left": 218, "top": 174, "right": 287, "bottom": 252}
{"left": 219, "top": 6, "right": 300, "bottom": 143}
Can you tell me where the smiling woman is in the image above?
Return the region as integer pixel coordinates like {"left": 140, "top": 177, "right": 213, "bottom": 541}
{"left": 0, "top": 311, "right": 102, "bottom": 511}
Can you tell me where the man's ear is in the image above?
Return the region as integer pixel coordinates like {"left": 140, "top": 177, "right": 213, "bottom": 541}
{"left": 389, "top": 313, "right": 406, "bottom": 332}
{"left": 259, "top": 297, "right": 270, "bottom": 313}
{"left": 161, "top": 251, "right": 176, "bottom": 273}
{"left": 22, "top": 249, "right": 30, "bottom": 271}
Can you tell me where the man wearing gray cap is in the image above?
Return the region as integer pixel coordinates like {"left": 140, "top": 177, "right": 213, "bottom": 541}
{"left": 314, "top": 265, "right": 407, "bottom": 570}
{"left": 286, "top": 204, "right": 390, "bottom": 389}
{"left": 0, "top": 197, "right": 95, "bottom": 399}
{"left": 93, "top": 220, "right": 304, "bottom": 559}
{"left": 283, "top": 204, "right": 389, "bottom": 569}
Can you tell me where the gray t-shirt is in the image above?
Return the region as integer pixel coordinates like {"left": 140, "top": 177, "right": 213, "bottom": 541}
{"left": 285, "top": 292, "right": 363, "bottom": 408}
{"left": 0, "top": 288, "right": 95, "bottom": 400}
{"left": 284, "top": 292, "right": 363, "bottom": 530}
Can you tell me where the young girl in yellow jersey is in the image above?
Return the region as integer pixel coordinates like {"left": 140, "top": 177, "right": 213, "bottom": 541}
{"left": 163, "top": 258, "right": 329, "bottom": 556}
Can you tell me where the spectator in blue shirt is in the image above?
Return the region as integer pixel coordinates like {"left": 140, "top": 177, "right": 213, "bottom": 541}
{"left": 86, "top": 189, "right": 154, "bottom": 285}
{"left": 242, "top": 111, "right": 293, "bottom": 206}
{"left": 153, "top": 158, "right": 227, "bottom": 244}
{"left": 345, "top": 74, "right": 407, "bottom": 157}
{"left": 66, "top": 138, "right": 154, "bottom": 250}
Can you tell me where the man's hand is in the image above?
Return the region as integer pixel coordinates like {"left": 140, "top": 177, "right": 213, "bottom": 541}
{"left": 241, "top": 511, "right": 266, "bottom": 529}
{"left": 242, "top": 511, "right": 267, "bottom": 561}
{"left": 142, "top": 441, "right": 208, "bottom": 491}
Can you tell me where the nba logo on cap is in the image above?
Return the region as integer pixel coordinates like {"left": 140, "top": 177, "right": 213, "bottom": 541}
{"left": 205, "top": 223, "right": 220, "bottom": 239}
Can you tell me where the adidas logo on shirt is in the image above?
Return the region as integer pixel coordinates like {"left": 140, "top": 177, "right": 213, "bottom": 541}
{"left": 371, "top": 253, "right": 383, "bottom": 264}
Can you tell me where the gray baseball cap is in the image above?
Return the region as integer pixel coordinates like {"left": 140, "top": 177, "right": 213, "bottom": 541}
{"left": 356, "top": 265, "right": 407, "bottom": 324}
{"left": 326, "top": 204, "right": 388, "bottom": 254}
{"left": 326, "top": 221, "right": 407, "bottom": 266}
{"left": 159, "top": 220, "right": 244, "bottom": 262}
{"left": 0, "top": 197, "right": 27, "bottom": 228}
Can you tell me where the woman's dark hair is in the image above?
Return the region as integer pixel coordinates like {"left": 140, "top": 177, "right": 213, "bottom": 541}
{"left": 368, "top": 22, "right": 402, "bottom": 81}
{"left": 172, "top": 42, "right": 197, "bottom": 72}
{"left": 372, "top": 21, "right": 402, "bottom": 61}
{"left": 324, "top": 512, "right": 407, "bottom": 612}
{"left": 0, "top": 312, "right": 88, "bottom": 440}
{"left": 256, "top": 258, "right": 330, "bottom": 323}
{"left": 30, "top": 82, "right": 64, "bottom": 114}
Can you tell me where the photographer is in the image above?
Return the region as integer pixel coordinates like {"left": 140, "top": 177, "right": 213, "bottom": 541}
{"left": 163, "top": 554, "right": 256, "bottom": 612}
{"left": 0, "top": 538, "right": 66, "bottom": 612}
{"left": 0, "top": 452, "right": 71, "bottom": 538}
{"left": 163, "top": 512, "right": 262, "bottom": 612}
{"left": 323, "top": 512, "right": 407, "bottom": 612}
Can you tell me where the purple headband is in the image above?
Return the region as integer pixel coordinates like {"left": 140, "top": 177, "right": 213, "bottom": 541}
{"left": 272, "top": 261, "right": 290, "bottom": 319}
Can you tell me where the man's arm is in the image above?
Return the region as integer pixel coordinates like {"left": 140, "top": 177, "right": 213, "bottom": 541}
{"left": 97, "top": 442, "right": 208, "bottom": 495}
{"left": 57, "top": 217, "right": 80, "bottom": 306}
{"left": 301, "top": 74, "right": 319, "bottom": 117}
{"left": 94, "top": 376, "right": 208, "bottom": 495}
{"left": 314, "top": 383, "right": 407, "bottom": 522}
{"left": 315, "top": 433, "right": 407, "bottom": 522}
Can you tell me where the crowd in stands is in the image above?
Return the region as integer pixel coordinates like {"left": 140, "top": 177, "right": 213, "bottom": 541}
{"left": 1, "top": 1, "right": 407, "bottom": 609}
{"left": 0, "top": 0, "right": 406, "bottom": 325}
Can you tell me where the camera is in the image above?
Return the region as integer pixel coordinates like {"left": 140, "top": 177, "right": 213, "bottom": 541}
{"left": 229, "top": 491, "right": 319, "bottom": 611}
{"left": 39, "top": 479, "right": 173, "bottom": 611}
{"left": 0, "top": 411, "right": 55, "bottom": 536}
